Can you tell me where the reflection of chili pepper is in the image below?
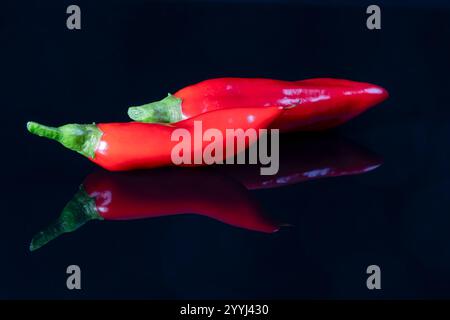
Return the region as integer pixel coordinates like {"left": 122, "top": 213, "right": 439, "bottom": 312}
{"left": 27, "top": 107, "right": 283, "bottom": 171}
{"left": 128, "top": 78, "right": 389, "bottom": 132}
{"left": 218, "top": 133, "right": 383, "bottom": 190}
{"left": 30, "top": 168, "right": 279, "bottom": 251}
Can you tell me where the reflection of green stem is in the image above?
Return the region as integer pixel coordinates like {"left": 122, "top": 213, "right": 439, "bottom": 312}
{"left": 30, "top": 186, "right": 103, "bottom": 252}
{"left": 27, "top": 121, "right": 102, "bottom": 158}
{"left": 127, "top": 94, "right": 183, "bottom": 123}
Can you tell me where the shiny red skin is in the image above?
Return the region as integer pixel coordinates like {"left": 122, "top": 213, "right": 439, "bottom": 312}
{"left": 174, "top": 78, "right": 389, "bottom": 132}
{"left": 83, "top": 168, "right": 278, "bottom": 233}
{"left": 92, "top": 106, "right": 283, "bottom": 171}
{"left": 218, "top": 133, "right": 383, "bottom": 190}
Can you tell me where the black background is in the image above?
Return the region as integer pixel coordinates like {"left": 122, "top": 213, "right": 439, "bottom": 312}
{"left": 2, "top": 0, "right": 450, "bottom": 299}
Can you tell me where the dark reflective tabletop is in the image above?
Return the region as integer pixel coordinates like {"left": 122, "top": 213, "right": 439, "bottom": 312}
{"left": 2, "top": 0, "right": 450, "bottom": 299}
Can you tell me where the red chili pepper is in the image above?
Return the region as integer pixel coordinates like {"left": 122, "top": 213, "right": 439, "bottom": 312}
{"left": 218, "top": 134, "right": 383, "bottom": 190}
{"left": 127, "top": 78, "right": 389, "bottom": 132}
{"left": 27, "top": 106, "right": 283, "bottom": 171}
{"left": 29, "top": 168, "right": 279, "bottom": 251}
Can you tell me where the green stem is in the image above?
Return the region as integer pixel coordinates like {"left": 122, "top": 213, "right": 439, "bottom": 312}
{"left": 30, "top": 186, "right": 103, "bottom": 251}
{"left": 127, "top": 94, "right": 183, "bottom": 123}
{"left": 27, "top": 122, "right": 61, "bottom": 140}
{"left": 27, "top": 121, "right": 102, "bottom": 158}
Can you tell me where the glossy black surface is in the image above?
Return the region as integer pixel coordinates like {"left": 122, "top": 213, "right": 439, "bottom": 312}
{"left": 2, "top": 1, "right": 450, "bottom": 299}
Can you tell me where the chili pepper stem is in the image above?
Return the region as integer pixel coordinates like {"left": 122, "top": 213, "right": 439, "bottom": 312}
{"left": 128, "top": 94, "right": 183, "bottom": 123}
{"left": 26, "top": 121, "right": 102, "bottom": 158}
{"left": 27, "top": 121, "right": 61, "bottom": 140}
{"left": 29, "top": 186, "right": 103, "bottom": 251}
